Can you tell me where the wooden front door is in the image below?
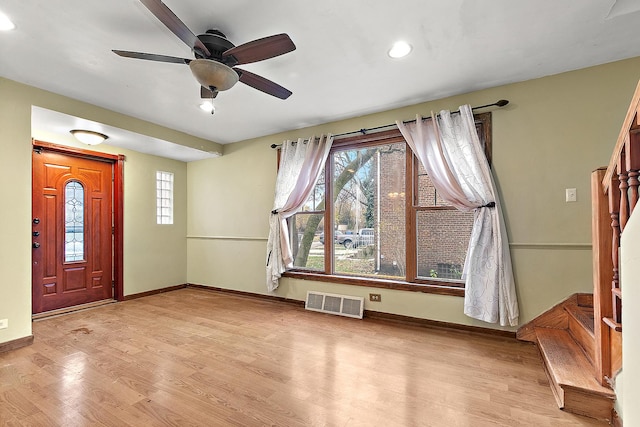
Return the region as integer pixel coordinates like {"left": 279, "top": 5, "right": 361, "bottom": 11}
{"left": 32, "top": 147, "right": 114, "bottom": 313}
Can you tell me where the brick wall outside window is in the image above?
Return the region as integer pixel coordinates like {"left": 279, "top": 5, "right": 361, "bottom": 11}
{"left": 378, "top": 149, "right": 473, "bottom": 279}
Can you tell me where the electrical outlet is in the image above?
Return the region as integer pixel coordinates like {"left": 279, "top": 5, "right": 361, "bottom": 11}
{"left": 0, "top": 319, "right": 8, "bottom": 330}
{"left": 369, "top": 293, "right": 381, "bottom": 302}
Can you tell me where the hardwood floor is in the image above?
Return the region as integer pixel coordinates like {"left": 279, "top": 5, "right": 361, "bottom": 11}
{"left": 0, "top": 288, "right": 607, "bottom": 426}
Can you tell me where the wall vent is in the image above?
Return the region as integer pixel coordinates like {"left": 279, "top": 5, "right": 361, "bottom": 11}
{"left": 305, "top": 291, "right": 364, "bottom": 319}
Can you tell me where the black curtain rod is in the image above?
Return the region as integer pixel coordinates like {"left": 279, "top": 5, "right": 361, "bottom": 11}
{"left": 270, "top": 99, "right": 509, "bottom": 149}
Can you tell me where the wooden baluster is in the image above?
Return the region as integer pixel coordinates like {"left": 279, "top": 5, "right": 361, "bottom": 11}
{"left": 618, "top": 151, "right": 629, "bottom": 231}
{"left": 629, "top": 170, "right": 639, "bottom": 213}
{"left": 608, "top": 172, "right": 622, "bottom": 328}
{"left": 627, "top": 126, "right": 640, "bottom": 214}
{"left": 618, "top": 188, "right": 628, "bottom": 232}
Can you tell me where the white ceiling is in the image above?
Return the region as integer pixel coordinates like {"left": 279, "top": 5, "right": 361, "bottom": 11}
{"left": 31, "top": 106, "right": 221, "bottom": 162}
{"left": 2, "top": 1, "right": 640, "bottom": 157}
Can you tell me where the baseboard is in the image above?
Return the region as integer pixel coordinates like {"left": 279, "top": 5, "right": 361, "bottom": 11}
{"left": 186, "top": 283, "right": 516, "bottom": 339}
{"left": 516, "top": 293, "right": 577, "bottom": 342}
{"left": 123, "top": 284, "right": 188, "bottom": 301}
{"left": 0, "top": 335, "right": 34, "bottom": 354}
{"left": 187, "top": 283, "right": 305, "bottom": 307}
{"left": 363, "top": 310, "right": 517, "bottom": 338}
{"left": 32, "top": 299, "right": 116, "bottom": 321}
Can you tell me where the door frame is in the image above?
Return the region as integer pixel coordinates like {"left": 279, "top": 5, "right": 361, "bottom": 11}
{"left": 32, "top": 140, "right": 125, "bottom": 302}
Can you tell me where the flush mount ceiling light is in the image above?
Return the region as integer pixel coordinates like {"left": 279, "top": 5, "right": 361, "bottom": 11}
{"left": 0, "top": 10, "right": 15, "bottom": 31}
{"left": 388, "top": 41, "right": 412, "bottom": 58}
{"left": 70, "top": 129, "right": 109, "bottom": 146}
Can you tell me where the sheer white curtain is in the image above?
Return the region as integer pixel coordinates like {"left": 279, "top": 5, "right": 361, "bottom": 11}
{"left": 266, "top": 134, "right": 333, "bottom": 291}
{"left": 397, "top": 105, "right": 519, "bottom": 326}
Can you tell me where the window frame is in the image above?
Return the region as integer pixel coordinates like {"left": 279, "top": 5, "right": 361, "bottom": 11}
{"left": 64, "top": 179, "right": 85, "bottom": 262}
{"left": 283, "top": 112, "right": 492, "bottom": 297}
{"left": 156, "top": 171, "right": 174, "bottom": 225}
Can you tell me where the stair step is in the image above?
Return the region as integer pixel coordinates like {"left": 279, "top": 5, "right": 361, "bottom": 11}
{"left": 536, "top": 328, "right": 614, "bottom": 421}
{"left": 565, "top": 305, "right": 594, "bottom": 335}
{"left": 564, "top": 305, "right": 595, "bottom": 365}
{"left": 576, "top": 293, "right": 594, "bottom": 308}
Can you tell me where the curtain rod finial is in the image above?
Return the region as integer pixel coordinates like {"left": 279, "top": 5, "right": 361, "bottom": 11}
{"left": 496, "top": 99, "right": 509, "bottom": 107}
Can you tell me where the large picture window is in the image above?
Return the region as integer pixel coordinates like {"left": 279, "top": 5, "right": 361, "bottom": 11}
{"left": 286, "top": 113, "right": 492, "bottom": 296}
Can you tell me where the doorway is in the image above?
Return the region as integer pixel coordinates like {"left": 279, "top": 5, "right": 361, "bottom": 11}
{"left": 32, "top": 141, "right": 124, "bottom": 314}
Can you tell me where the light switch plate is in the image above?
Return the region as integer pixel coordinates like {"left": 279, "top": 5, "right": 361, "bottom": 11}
{"left": 0, "top": 319, "right": 8, "bottom": 330}
{"left": 566, "top": 188, "right": 577, "bottom": 202}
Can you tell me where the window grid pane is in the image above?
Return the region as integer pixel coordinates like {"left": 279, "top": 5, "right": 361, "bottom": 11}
{"left": 415, "top": 209, "right": 474, "bottom": 281}
{"left": 332, "top": 143, "right": 406, "bottom": 279}
{"left": 290, "top": 213, "right": 325, "bottom": 270}
{"left": 156, "top": 171, "right": 174, "bottom": 225}
{"left": 417, "top": 162, "right": 452, "bottom": 207}
{"left": 64, "top": 180, "right": 85, "bottom": 262}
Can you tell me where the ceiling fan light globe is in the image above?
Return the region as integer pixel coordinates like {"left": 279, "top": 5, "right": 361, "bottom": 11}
{"left": 388, "top": 41, "right": 412, "bottom": 58}
{"left": 189, "top": 59, "right": 238, "bottom": 91}
{"left": 199, "top": 101, "right": 214, "bottom": 114}
{"left": 0, "top": 12, "right": 15, "bottom": 31}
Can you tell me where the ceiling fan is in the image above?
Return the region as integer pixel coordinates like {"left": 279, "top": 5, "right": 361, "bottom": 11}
{"left": 113, "top": 0, "right": 296, "bottom": 102}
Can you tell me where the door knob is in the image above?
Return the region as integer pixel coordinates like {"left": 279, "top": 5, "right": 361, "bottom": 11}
{"left": 32, "top": 242, "right": 40, "bottom": 249}
{"left": 33, "top": 218, "right": 40, "bottom": 224}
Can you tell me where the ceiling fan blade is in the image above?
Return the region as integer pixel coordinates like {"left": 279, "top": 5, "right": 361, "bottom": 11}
{"left": 236, "top": 68, "right": 292, "bottom": 99}
{"left": 113, "top": 50, "right": 191, "bottom": 64}
{"left": 200, "top": 86, "right": 218, "bottom": 98}
{"left": 139, "top": 0, "right": 210, "bottom": 57}
{"left": 223, "top": 34, "right": 295, "bottom": 65}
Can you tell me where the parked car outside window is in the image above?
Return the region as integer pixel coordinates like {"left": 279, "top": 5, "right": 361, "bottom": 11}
{"left": 320, "top": 228, "right": 374, "bottom": 249}
{"left": 339, "top": 228, "right": 374, "bottom": 249}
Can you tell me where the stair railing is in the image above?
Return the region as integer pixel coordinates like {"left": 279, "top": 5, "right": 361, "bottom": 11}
{"left": 592, "top": 79, "right": 640, "bottom": 385}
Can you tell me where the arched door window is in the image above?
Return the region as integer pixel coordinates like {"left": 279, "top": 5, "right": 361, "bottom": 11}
{"left": 64, "top": 180, "right": 85, "bottom": 262}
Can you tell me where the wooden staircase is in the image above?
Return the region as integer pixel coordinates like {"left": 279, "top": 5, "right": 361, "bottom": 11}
{"left": 517, "top": 294, "right": 615, "bottom": 422}
{"left": 518, "top": 79, "right": 640, "bottom": 424}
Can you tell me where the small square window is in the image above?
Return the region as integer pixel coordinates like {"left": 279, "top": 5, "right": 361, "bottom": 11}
{"left": 156, "top": 171, "right": 173, "bottom": 225}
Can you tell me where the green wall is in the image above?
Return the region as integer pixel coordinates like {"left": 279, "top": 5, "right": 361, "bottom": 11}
{"left": 0, "top": 78, "right": 197, "bottom": 344}
{"left": 1, "top": 57, "right": 639, "bottom": 347}
{"left": 31, "top": 128, "right": 190, "bottom": 297}
{"left": 187, "top": 56, "right": 640, "bottom": 331}
{"left": 0, "top": 79, "right": 33, "bottom": 342}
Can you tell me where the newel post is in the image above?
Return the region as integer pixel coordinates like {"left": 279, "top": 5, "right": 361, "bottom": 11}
{"left": 591, "top": 167, "right": 613, "bottom": 385}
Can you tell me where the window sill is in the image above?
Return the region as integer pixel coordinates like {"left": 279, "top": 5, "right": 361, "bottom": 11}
{"left": 282, "top": 271, "right": 465, "bottom": 297}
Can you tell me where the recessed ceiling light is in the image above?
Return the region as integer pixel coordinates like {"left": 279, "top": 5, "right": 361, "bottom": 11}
{"left": 199, "top": 101, "right": 215, "bottom": 114}
{"left": 0, "top": 10, "right": 15, "bottom": 31}
{"left": 388, "top": 41, "right": 412, "bottom": 59}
